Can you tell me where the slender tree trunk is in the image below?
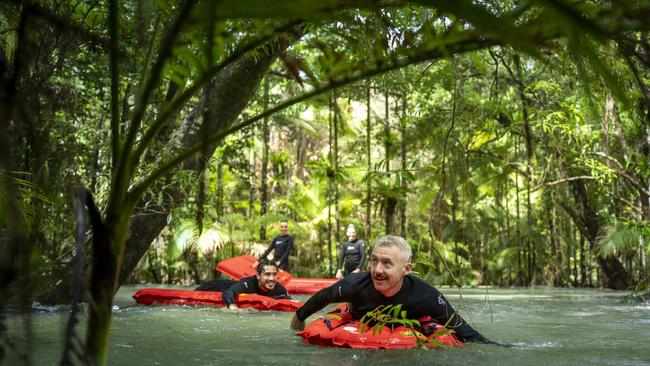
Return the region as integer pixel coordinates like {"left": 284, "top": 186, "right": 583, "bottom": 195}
{"left": 248, "top": 129, "right": 256, "bottom": 219}
{"left": 645, "top": 108, "right": 650, "bottom": 220}
{"left": 327, "top": 91, "right": 334, "bottom": 276}
{"left": 504, "top": 179, "right": 511, "bottom": 285}
{"left": 572, "top": 228, "right": 578, "bottom": 287}
{"left": 514, "top": 55, "right": 535, "bottom": 286}
{"left": 384, "top": 83, "right": 390, "bottom": 173}
{"left": 260, "top": 75, "right": 270, "bottom": 241}
{"left": 548, "top": 190, "right": 559, "bottom": 286}
{"left": 365, "top": 79, "right": 372, "bottom": 241}
{"left": 579, "top": 233, "right": 587, "bottom": 286}
{"left": 216, "top": 161, "right": 224, "bottom": 218}
{"left": 515, "top": 138, "right": 523, "bottom": 286}
{"left": 399, "top": 93, "right": 407, "bottom": 236}
{"left": 383, "top": 83, "right": 395, "bottom": 234}
{"left": 452, "top": 182, "right": 460, "bottom": 279}
{"left": 334, "top": 89, "right": 340, "bottom": 247}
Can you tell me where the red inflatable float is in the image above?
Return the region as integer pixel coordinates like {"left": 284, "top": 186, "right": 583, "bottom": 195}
{"left": 132, "top": 288, "right": 303, "bottom": 312}
{"left": 216, "top": 255, "right": 337, "bottom": 295}
{"left": 216, "top": 255, "right": 293, "bottom": 284}
{"left": 298, "top": 305, "right": 463, "bottom": 349}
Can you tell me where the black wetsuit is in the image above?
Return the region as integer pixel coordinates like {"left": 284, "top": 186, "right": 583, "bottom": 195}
{"left": 295, "top": 272, "right": 490, "bottom": 343}
{"left": 195, "top": 279, "right": 236, "bottom": 292}
{"left": 337, "top": 239, "right": 366, "bottom": 276}
{"left": 260, "top": 234, "right": 294, "bottom": 271}
{"left": 221, "top": 276, "right": 289, "bottom": 307}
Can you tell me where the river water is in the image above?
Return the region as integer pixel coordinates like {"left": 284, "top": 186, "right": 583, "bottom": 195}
{"left": 2, "top": 286, "right": 649, "bottom": 365}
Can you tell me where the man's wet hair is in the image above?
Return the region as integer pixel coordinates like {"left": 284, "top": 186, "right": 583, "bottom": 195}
{"left": 374, "top": 235, "right": 412, "bottom": 262}
{"left": 256, "top": 259, "right": 278, "bottom": 275}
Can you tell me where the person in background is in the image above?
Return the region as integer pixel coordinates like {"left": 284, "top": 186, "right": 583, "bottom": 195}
{"left": 206, "top": 259, "right": 290, "bottom": 310}
{"left": 335, "top": 224, "right": 366, "bottom": 279}
{"left": 291, "top": 236, "right": 497, "bottom": 344}
{"left": 256, "top": 220, "right": 294, "bottom": 271}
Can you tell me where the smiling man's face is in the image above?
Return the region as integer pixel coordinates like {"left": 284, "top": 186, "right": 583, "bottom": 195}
{"left": 370, "top": 245, "right": 411, "bottom": 297}
{"left": 256, "top": 265, "right": 278, "bottom": 292}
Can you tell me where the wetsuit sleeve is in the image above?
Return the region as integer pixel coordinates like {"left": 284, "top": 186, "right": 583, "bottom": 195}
{"left": 356, "top": 240, "right": 366, "bottom": 270}
{"left": 259, "top": 240, "right": 275, "bottom": 261}
{"left": 337, "top": 242, "right": 346, "bottom": 270}
{"left": 277, "top": 236, "right": 293, "bottom": 264}
{"left": 222, "top": 278, "right": 255, "bottom": 307}
{"left": 425, "top": 290, "right": 490, "bottom": 343}
{"left": 295, "top": 279, "right": 355, "bottom": 321}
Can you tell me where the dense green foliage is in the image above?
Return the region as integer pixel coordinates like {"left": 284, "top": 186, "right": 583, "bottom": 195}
{"left": 1, "top": 0, "right": 649, "bottom": 364}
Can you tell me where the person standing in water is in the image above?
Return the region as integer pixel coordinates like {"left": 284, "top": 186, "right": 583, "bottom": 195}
{"left": 256, "top": 220, "right": 294, "bottom": 271}
{"left": 335, "top": 224, "right": 366, "bottom": 279}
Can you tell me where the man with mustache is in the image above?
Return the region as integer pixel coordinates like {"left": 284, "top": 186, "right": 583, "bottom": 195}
{"left": 290, "top": 236, "right": 493, "bottom": 343}
{"left": 197, "top": 260, "right": 290, "bottom": 310}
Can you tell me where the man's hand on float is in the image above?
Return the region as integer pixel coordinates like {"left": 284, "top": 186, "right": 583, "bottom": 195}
{"left": 290, "top": 314, "right": 305, "bottom": 331}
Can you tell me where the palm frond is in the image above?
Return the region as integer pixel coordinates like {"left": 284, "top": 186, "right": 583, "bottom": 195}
{"left": 599, "top": 225, "right": 650, "bottom": 257}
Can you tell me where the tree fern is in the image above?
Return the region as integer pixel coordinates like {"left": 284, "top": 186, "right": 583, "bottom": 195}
{"left": 599, "top": 224, "right": 650, "bottom": 258}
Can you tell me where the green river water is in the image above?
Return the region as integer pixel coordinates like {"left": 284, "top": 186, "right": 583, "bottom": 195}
{"left": 2, "top": 286, "right": 649, "bottom": 366}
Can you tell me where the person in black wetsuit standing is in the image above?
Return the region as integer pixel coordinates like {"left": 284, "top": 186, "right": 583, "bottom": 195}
{"left": 290, "top": 235, "right": 496, "bottom": 344}
{"left": 256, "top": 220, "right": 294, "bottom": 271}
{"left": 335, "top": 224, "right": 366, "bottom": 279}
{"left": 203, "top": 260, "right": 290, "bottom": 310}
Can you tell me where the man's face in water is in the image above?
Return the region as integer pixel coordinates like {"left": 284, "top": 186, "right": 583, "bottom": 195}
{"left": 370, "top": 245, "right": 411, "bottom": 297}
{"left": 256, "top": 265, "right": 278, "bottom": 292}
{"left": 279, "top": 221, "right": 289, "bottom": 236}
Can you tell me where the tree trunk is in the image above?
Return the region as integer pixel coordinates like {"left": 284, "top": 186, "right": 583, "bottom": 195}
{"left": 365, "top": 79, "right": 372, "bottom": 241}
{"left": 399, "top": 93, "right": 407, "bottom": 236}
{"left": 334, "top": 89, "right": 340, "bottom": 247}
{"left": 327, "top": 91, "right": 334, "bottom": 276}
{"left": 560, "top": 179, "right": 632, "bottom": 289}
{"left": 579, "top": 233, "right": 587, "bottom": 286}
{"left": 547, "top": 190, "right": 559, "bottom": 286}
{"left": 515, "top": 137, "right": 523, "bottom": 286}
{"left": 383, "top": 83, "right": 395, "bottom": 234}
{"left": 260, "top": 74, "right": 270, "bottom": 241}
{"left": 216, "top": 161, "right": 224, "bottom": 218}
{"left": 514, "top": 54, "right": 535, "bottom": 286}
{"left": 248, "top": 128, "right": 256, "bottom": 218}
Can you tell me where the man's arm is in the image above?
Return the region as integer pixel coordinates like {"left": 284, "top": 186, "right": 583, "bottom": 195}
{"left": 258, "top": 240, "right": 275, "bottom": 261}
{"left": 425, "top": 290, "right": 491, "bottom": 343}
{"left": 293, "top": 279, "right": 353, "bottom": 325}
{"left": 290, "top": 280, "right": 354, "bottom": 330}
{"left": 337, "top": 242, "right": 346, "bottom": 270}
{"left": 336, "top": 243, "right": 346, "bottom": 278}
{"left": 222, "top": 278, "right": 254, "bottom": 309}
